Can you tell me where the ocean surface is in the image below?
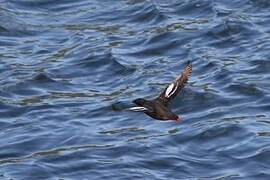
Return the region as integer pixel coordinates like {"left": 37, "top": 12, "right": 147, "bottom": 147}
{"left": 0, "top": 0, "right": 270, "bottom": 179}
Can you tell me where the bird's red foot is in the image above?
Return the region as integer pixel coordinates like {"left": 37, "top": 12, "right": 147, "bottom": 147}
{"left": 175, "top": 117, "right": 182, "bottom": 123}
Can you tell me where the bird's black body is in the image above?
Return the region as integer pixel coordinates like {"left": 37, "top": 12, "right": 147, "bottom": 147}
{"left": 133, "top": 98, "right": 178, "bottom": 121}
{"left": 130, "top": 61, "right": 192, "bottom": 122}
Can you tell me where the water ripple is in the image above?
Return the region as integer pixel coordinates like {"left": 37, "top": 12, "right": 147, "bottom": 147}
{"left": 0, "top": 0, "right": 270, "bottom": 179}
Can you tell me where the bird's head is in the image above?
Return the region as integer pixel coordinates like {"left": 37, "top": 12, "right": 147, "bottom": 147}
{"left": 132, "top": 98, "right": 147, "bottom": 106}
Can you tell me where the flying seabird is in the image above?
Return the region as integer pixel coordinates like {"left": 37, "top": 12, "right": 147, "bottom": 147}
{"left": 129, "top": 61, "right": 192, "bottom": 122}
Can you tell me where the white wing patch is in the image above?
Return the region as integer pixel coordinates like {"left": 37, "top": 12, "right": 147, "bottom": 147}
{"left": 165, "top": 82, "right": 178, "bottom": 98}
{"left": 128, "top": 106, "right": 148, "bottom": 112}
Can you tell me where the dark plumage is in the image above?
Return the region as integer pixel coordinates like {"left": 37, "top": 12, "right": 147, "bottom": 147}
{"left": 130, "top": 61, "right": 192, "bottom": 122}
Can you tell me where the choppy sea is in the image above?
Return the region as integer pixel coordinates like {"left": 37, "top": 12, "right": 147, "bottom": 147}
{"left": 0, "top": 0, "right": 270, "bottom": 179}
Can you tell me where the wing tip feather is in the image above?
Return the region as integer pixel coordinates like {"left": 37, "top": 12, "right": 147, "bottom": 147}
{"left": 185, "top": 61, "right": 192, "bottom": 76}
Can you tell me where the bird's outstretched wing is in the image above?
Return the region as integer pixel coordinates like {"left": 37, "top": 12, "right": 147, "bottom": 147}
{"left": 156, "top": 61, "right": 192, "bottom": 106}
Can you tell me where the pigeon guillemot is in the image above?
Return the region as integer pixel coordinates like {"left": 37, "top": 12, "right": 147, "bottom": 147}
{"left": 129, "top": 61, "right": 192, "bottom": 123}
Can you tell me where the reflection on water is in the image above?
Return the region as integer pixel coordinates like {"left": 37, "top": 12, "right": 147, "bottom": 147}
{"left": 0, "top": 0, "right": 270, "bottom": 179}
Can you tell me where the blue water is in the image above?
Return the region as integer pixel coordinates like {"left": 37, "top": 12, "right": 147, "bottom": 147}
{"left": 0, "top": 0, "right": 270, "bottom": 179}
